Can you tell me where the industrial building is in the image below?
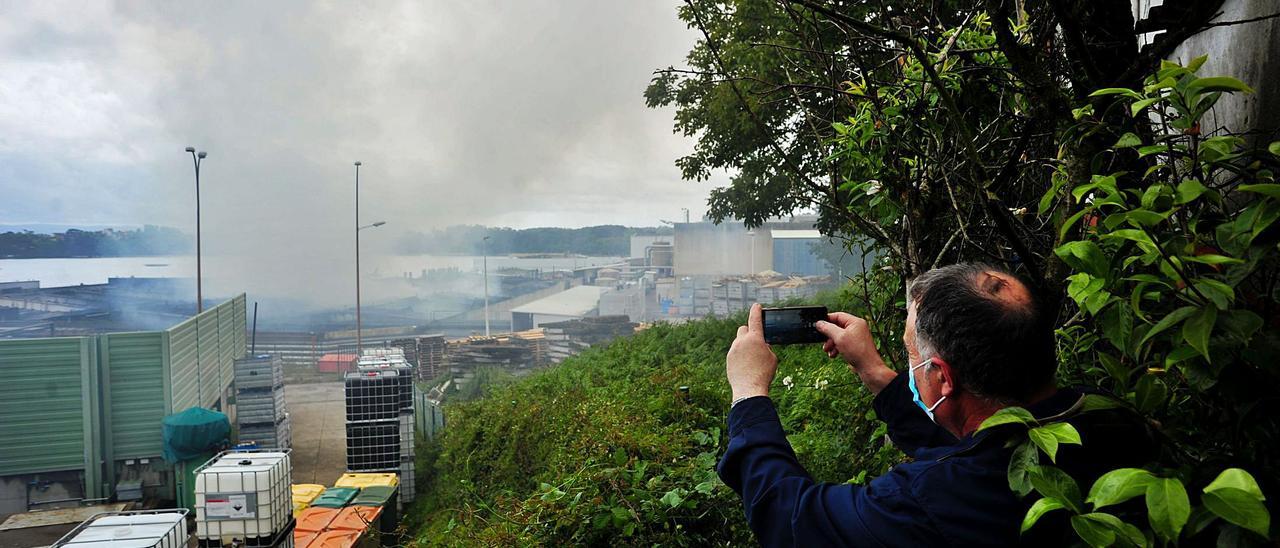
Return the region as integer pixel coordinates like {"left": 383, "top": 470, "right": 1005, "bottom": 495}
{"left": 509, "top": 285, "right": 610, "bottom": 331}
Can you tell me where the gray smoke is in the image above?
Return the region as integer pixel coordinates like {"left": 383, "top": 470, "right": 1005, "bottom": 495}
{"left": 0, "top": 1, "right": 722, "bottom": 312}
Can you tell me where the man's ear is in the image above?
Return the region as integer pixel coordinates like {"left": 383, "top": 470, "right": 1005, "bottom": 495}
{"left": 931, "top": 357, "right": 957, "bottom": 398}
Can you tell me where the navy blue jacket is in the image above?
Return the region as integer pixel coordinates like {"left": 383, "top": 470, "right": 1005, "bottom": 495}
{"left": 717, "top": 374, "right": 1153, "bottom": 547}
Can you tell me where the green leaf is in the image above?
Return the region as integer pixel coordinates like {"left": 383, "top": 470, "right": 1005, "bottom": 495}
{"left": 1237, "top": 183, "right": 1280, "bottom": 200}
{"left": 979, "top": 406, "right": 1038, "bottom": 431}
{"left": 1130, "top": 97, "right": 1163, "bottom": 117}
{"left": 1185, "top": 54, "right": 1209, "bottom": 72}
{"left": 1138, "top": 306, "right": 1197, "bottom": 347}
{"left": 1164, "top": 345, "right": 1200, "bottom": 370}
{"left": 1269, "top": 141, "right": 1280, "bottom": 157}
{"left": 1182, "top": 306, "right": 1218, "bottom": 362}
{"left": 1055, "top": 241, "right": 1110, "bottom": 278}
{"left": 1059, "top": 209, "right": 1091, "bottom": 240}
{"left": 1008, "top": 440, "right": 1040, "bottom": 497}
{"left": 1072, "top": 513, "right": 1147, "bottom": 548}
{"left": 1134, "top": 374, "right": 1168, "bottom": 413}
{"left": 1186, "top": 76, "right": 1255, "bottom": 95}
{"left": 1114, "top": 132, "right": 1143, "bottom": 148}
{"left": 1029, "top": 428, "right": 1061, "bottom": 464}
{"left": 694, "top": 479, "right": 717, "bottom": 494}
{"left": 1087, "top": 468, "right": 1155, "bottom": 509}
{"left": 660, "top": 489, "right": 684, "bottom": 508}
{"left": 1146, "top": 477, "right": 1191, "bottom": 542}
{"left": 1204, "top": 468, "right": 1266, "bottom": 502}
{"left": 1089, "top": 87, "right": 1141, "bottom": 98}
{"left": 1070, "top": 514, "right": 1116, "bottom": 547}
{"left": 1022, "top": 497, "right": 1067, "bottom": 534}
{"left": 1202, "top": 488, "right": 1271, "bottom": 537}
{"left": 1078, "top": 394, "right": 1125, "bottom": 414}
{"left": 1031, "top": 465, "right": 1084, "bottom": 513}
{"left": 1181, "top": 254, "right": 1242, "bottom": 266}
{"left": 1176, "top": 179, "right": 1208, "bottom": 204}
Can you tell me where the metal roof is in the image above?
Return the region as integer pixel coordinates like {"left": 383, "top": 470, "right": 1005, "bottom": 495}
{"left": 510, "top": 285, "right": 609, "bottom": 317}
{"left": 771, "top": 229, "right": 823, "bottom": 239}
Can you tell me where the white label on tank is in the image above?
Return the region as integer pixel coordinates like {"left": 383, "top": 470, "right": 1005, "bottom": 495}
{"left": 205, "top": 493, "right": 257, "bottom": 519}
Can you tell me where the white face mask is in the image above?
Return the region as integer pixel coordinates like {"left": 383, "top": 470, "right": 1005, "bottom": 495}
{"left": 908, "top": 358, "right": 946, "bottom": 423}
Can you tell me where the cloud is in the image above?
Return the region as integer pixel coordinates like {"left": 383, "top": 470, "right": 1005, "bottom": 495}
{"left": 0, "top": 0, "right": 719, "bottom": 308}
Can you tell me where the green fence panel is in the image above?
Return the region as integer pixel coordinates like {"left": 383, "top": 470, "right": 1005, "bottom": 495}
{"left": 0, "top": 337, "right": 88, "bottom": 475}
{"left": 198, "top": 309, "right": 220, "bottom": 408}
{"left": 102, "top": 332, "right": 167, "bottom": 460}
{"left": 169, "top": 317, "right": 199, "bottom": 412}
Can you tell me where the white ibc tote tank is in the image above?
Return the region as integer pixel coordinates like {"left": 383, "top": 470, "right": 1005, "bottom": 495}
{"left": 54, "top": 510, "right": 188, "bottom": 548}
{"left": 194, "top": 450, "right": 293, "bottom": 546}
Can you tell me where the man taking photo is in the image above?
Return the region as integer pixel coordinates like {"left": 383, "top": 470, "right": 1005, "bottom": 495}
{"left": 718, "top": 263, "right": 1155, "bottom": 546}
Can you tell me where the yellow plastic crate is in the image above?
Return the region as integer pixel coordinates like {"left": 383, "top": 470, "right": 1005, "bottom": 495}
{"left": 333, "top": 473, "right": 399, "bottom": 490}
{"left": 293, "top": 484, "right": 327, "bottom": 505}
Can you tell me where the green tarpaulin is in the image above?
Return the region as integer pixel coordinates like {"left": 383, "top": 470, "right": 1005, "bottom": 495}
{"left": 162, "top": 407, "right": 230, "bottom": 463}
{"left": 352, "top": 485, "right": 397, "bottom": 506}
{"left": 311, "top": 487, "right": 360, "bottom": 508}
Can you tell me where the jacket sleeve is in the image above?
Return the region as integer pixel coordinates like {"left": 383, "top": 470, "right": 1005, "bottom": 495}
{"left": 871, "top": 373, "right": 957, "bottom": 457}
{"left": 717, "top": 396, "right": 934, "bottom": 547}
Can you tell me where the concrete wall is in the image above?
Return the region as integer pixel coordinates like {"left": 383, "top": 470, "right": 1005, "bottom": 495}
{"left": 1133, "top": 0, "right": 1280, "bottom": 140}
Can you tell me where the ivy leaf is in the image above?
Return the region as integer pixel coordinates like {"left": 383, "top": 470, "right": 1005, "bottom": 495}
{"left": 1202, "top": 488, "right": 1270, "bottom": 537}
{"left": 1269, "top": 141, "right": 1280, "bottom": 157}
{"left": 1022, "top": 497, "right": 1067, "bottom": 534}
{"left": 1030, "top": 465, "right": 1083, "bottom": 513}
{"left": 1008, "top": 440, "right": 1040, "bottom": 497}
{"left": 1182, "top": 306, "right": 1218, "bottom": 362}
{"left": 1138, "top": 306, "right": 1197, "bottom": 347}
{"left": 1146, "top": 477, "right": 1191, "bottom": 542}
{"left": 1204, "top": 468, "right": 1266, "bottom": 502}
{"left": 1087, "top": 468, "right": 1155, "bottom": 510}
{"left": 979, "top": 406, "right": 1037, "bottom": 431}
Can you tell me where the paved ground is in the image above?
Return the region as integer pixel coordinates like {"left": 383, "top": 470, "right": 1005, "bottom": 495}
{"left": 286, "top": 382, "right": 348, "bottom": 486}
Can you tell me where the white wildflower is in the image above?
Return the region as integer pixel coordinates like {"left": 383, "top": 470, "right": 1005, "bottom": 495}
{"left": 864, "top": 180, "right": 882, "bottom": 196}
{"left": 782, "top": 375, "right": 794, "bottom": 390}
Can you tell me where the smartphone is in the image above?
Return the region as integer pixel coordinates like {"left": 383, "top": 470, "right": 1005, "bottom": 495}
{"left": 762, "top": 306, "right": 829, "bottom": 345}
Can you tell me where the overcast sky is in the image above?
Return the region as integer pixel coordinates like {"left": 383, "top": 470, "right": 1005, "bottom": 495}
{"left": 0, "top": 1, "right": 716, "bottom": 237}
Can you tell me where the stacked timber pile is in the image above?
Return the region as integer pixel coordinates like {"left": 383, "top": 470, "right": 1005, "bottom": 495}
{"left": 389, "top": 334, "right": 447, "bottom": 380}
{"left": 542, "top": 315, "right": 636, "bottom": 363}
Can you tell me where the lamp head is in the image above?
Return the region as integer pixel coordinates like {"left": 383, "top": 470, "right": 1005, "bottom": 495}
{"left": 197, "top": 151, "right": 207, "bottom": 159}
{"left": 185, "top": 147, "right": 196, "bottom": 153}
{"left": 354, "top": 161, "right": 362, "bottom": 167}
{"left": 372, "top": 221, "right": 386, "bottom": 227}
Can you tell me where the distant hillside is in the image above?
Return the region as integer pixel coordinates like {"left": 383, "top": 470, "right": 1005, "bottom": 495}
{"left": 0, "top": 226, "right": 190, "bottom": 258}
{"left": 395, "top": 225, "right": 672, "bottom": 257}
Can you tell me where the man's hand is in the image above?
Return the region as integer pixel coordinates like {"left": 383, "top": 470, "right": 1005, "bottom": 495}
{"left": 814, "top": 312, "right": 896, "bottom": 395}
{"left": 726, "top": 303, "right": 778, "bottom": 401}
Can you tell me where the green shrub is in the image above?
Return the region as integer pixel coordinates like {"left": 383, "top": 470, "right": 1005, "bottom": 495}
{"left": 410, "top": 282, "right": 903, "bottom": 545}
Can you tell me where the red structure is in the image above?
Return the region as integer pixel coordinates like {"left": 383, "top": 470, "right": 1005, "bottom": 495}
{"left": 317, "top": 353, "right": 358, "bottom": 373}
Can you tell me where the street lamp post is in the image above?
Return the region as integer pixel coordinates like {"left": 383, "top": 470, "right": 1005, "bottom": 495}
{"left": 482, "top": 236, "right": 491, "bottom": 337}
{"left": 353, "top": 163, "right": 386, "bottom": 355}
{"left": 185, "top": 147, "right": 207, "bottom": 313}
